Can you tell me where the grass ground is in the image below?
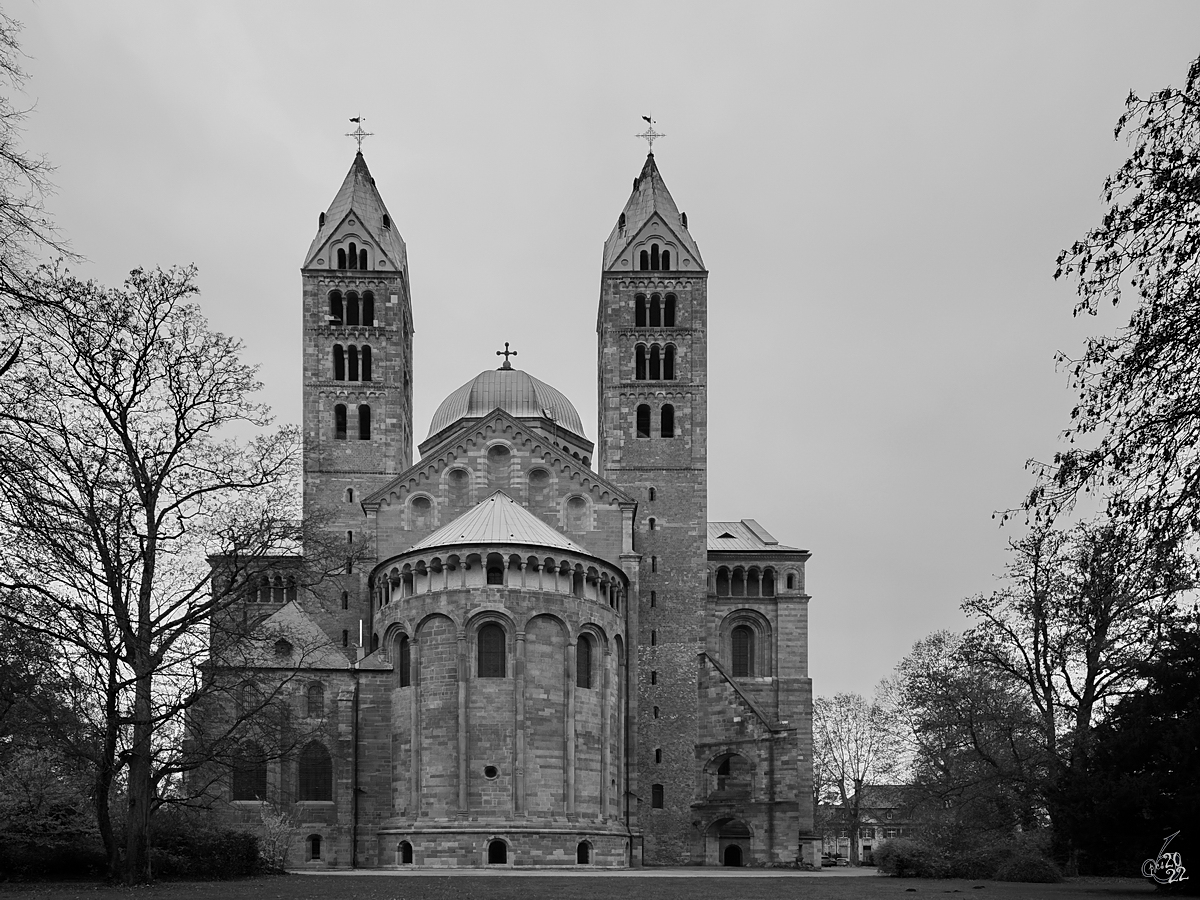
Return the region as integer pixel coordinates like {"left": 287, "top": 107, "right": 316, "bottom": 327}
{"left": 0, "top": 874, "right": 1155, "bottom": 900}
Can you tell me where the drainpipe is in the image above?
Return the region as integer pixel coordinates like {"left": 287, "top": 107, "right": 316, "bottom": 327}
{"left": 351, "top": 664, "right": 361, "bottom": 868}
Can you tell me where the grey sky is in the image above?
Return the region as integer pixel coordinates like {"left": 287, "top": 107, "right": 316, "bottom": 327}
{"left": 15, "top": 1, "right": 1200, "bottom": 698}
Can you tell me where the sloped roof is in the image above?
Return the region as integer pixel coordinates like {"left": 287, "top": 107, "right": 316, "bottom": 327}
{"left": 303, "top": 152, "right": 408, "bottom": 270}
{"left": 236, "top": 601, "right": 350, "bottom": 669}
{"left": 708, "top": 519, "right": 805, "bottom": 553}
{"left": 427, "top": 366, "right": 586, "bottom": 439}
{"left": 602, "top": 153, "right": 703, "bottom": 270}
{"left": 409, "top": 489, "right": 588, "bottom": 555}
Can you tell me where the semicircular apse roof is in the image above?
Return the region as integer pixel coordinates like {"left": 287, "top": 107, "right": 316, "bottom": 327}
{"left": 427, "top": 367, "right": 586, "bottom": 439}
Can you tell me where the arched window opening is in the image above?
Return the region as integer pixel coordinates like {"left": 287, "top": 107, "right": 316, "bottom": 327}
{"left": 306, "top": 682, "right": 324, "bottom": 717}
{"left": 747, "top": 569, "right": 761, "bottom": 598}
{"left": 732, "top": 625, "right": 754, "bottom": 677}
{"left": 231, "top": 742, "right": 266, "bottom": 801}
{"left": 649, "top": 344, "right": 661, "bottom": 380}
{"left": 566, "top": 496, "right": 587, "bottom": 531}
{"left": 398, "top": 841, "right": 413, "bottom": 864}
{"left": 635, "top": 344, "right": 647, "bottom": 380}
{"left": 362, "top": 292, "right": 375, "bottom": 326}
{"left": 345, "top": 488, "right": 354, "bottom": 503}
{"left": 307, "top": 834, "right": 322, "bottom": 861}
{"left": 650, "top": 629, "right": 657, "bottom": 646}
{"left": 650, "top": 590, "right": 656, "bottom": 607}
{"left": 272, "top": 574, "right": 285, "bottom": 603}
{"left": 655, "top": 747, "right": 663, "bottom": 763}
{"left": 653, "top": 705, "right": 659, "bottom": 718}
{"left": 398, "top": 635, "right": 411, "bottom": 687}
{"left": 651, "top": 555, "right": 658, "bottom": 573}
{"left": 636, "top": 404, "right": 651, "bottom": 438}
{"left": 486, "top": 444, "right": 511, "bottom": 489}
{"left": 346, "top": 292, "right": 360, "bottom": 326}
{"left": 572, "top": 569, "right": 585, "bottom": 598}
{"left": 488, "top": 840, "right": 507, "bottom": 865}
{"left": 651, "top": 783, "right": 664, "bottom": 808}
{"left": 716, "top": 567, "right": 730, "bottom": 596}
{"left": 665, "top": 294, "right": 677, "bottom": 327}
{"left": 359, "top": 248, "right": 368, "bottom": 270}
{"left": 341, "top": 590, "right": 349, "bottom": 610}
{"left": 336, "top": 249, "right": 346, "bottom": 269}
{"left": 787, "top": 573, "right": 796, "bottom": 590}
{"left": 577, "top": 635, "right": 593, "bottom": 689}
{"left": 348, "top": 345, "right": 359, "bottom": 382}
{"left": 334, "top": 404, "right": 347, "bottom": 440}
{"left": 298, "top": 742, "right": 332, "bottom": 801}
{"left": 358, "top": 404, "right": 371, "bottom": 440}
{"left": 639, "top": 249, "right": 649, "bottom": 270}
{"left": 648, "top": 517, "right": 656, "bottom": 531}
{"left": 661, "top": 404, "right": 675, "bottom": 438}
{"left": 649, "top": 487, "right": 656, "bottom": 501}
{"left": 329, "top": 292, "right": 344, "bottom": 324}
{"left": 650, "top": 670, "right": 657, "bottom": 684}
{"left": 650, "top": 243, "right": 660, "bottom": 270}
{"left": 650, "top": 295, "right": 661, "bottom": 327}
{"left": 762, "top": 569, "right": 776, "bottom": 597}
{"left": 635, "top": 294, "right": 647, "bottom": 327}
{"left": 662, "top": 249, "right": 671, "bottom": 270}
{"left": 287, "top": 576, "right": 297, "bottom": 603}
{"left": 478, "top": 623, "right": 505, "bottom": 677}
{"left": 664, "top": 345, "right": 676, "bottom": 380}
{"left": 732, "top": 568, "right": 745, "bottom": 597}
{"left": 361, "top": 346, "right": 372, "bottom": 381}
{"left": 342, "top": 630, "right": 349, "bottom": 647}
{"left": 486, "top": 557, "right": 505, "bottom": 586}
{"left": 348, "top": 242, "right": 358, "bottom": 269}
{"left": 576, "top": 841, "right": 590, "bottom": 865}
{"left": 619, "top": 212, "right": 626, "bottom": 230}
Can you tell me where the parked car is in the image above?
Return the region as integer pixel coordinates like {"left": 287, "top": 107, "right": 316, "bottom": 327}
{"left": 835, "top": 855, "right": 850, "bottom": 866}
{"left": 821, "top": 853, "right": 835, "bottom": 867}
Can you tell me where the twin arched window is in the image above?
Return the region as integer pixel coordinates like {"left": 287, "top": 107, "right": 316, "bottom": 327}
{"left": 635, "top": 403, "right": 675, "bottom": 438}
{"left": 336, "top": 242, "right": 369, "bottom": 270}
{"left": 635, "top": 343, "right": 676, "bottom": 380}
{"left": 638, "top": 244, "right": 672, "bottom": 271}
{"left": 634, "top": 293, "right": 677, "bottom": 327}
{"left": 334, "top": 404, "right": 372, "bottom": 440}
{"left": 327, "top": 291, "right": 375, "bottom": 326}
{"left": 332, "top": 344, "right": 372, "bottom": 381}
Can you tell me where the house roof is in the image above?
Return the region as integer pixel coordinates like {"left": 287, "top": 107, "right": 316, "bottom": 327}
{"left": 408, "top": 489, "right": 589, "bottom": 555}
{"left": 601, "top": 153, "right": 703, "bottom": 271}
{"left": 707, "top": 519, "right": 805, "bottom": 553}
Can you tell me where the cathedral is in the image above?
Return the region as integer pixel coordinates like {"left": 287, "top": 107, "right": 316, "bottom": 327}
{"left": 212, "top": 146, "right": 816, "bottom": 868}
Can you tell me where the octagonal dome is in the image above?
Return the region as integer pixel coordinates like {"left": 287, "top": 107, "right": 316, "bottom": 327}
{"left": 427, "top": 366, "right": 586, "bottom": 439}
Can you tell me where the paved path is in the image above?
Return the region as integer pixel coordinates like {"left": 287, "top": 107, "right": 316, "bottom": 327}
{"left": 291, "top": 867, "right": 882, "bottom": 878}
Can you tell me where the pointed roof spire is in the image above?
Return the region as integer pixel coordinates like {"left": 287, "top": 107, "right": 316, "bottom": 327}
{"left": 602, "top": 152, "right": 703, "bottom": 271}
{"left": 303, "top": 152, "right": 408, "bottom": 271}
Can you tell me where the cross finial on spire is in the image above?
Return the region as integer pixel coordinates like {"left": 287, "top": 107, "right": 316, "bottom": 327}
{"left": 636, "top": 115, "right": 664, "bottom": 153}
{"left": 346, "top": 116, "right": 373, "bottom": 152}
{"left": 496, "top": 342, "right": 518, "bottom": 370}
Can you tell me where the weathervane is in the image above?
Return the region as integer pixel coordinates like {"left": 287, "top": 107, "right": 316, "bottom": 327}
{"left": 496, "top": 342, "right": 518, "bottom": 370}
{"left": 346, "top": 116, "right": 373, "bottom": 151}
{"left": 636, "top": 115, "right": 664, "bottom": 153}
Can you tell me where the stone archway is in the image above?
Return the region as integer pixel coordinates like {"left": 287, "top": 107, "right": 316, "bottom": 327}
{"left": 705, "top": 816, "right": 753, "bottom": 866}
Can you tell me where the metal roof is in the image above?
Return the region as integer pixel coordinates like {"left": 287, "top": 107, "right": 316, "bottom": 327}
{"left": 303, "top": 152, "right": 408, "bottom": 271}
{"left": 707, "top": 520, "right": 805, "bottom": 553}
{"left": 427, "top": 367, "right": 586, "bottom": 439}
{"left": 409, "top": 490, "right": 589, "bottom": 555}
{"left": 601, "top": 153, "right": 704, "bottom": 271}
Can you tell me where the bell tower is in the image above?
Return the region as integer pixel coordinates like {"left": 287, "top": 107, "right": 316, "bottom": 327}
{"left": 301, "top": 152, "right": 414, "bottom": 625}
{"left": 596, "top": 151, "right": 708, "bottom": 864}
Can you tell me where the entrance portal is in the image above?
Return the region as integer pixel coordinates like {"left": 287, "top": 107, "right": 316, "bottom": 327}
{"left": 487, "top": 840, "right": 508, "bottom": 865}
{"left": 724, "top": 844, "right": 744, "bottom": 867}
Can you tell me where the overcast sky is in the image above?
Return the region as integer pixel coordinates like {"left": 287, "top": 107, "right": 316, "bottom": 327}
{"left": 14, "top": 1, "right": 1200, "bottom": 698}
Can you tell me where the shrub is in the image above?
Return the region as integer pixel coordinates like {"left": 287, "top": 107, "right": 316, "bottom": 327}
{"left": 994, "top": 852, "right": 1062, "bottom": 883}
{"left": 875, "top": 838, "right": 948, "bottom": 878}
{"left": 149, "top": 809, "right": 261, "bottom": 879}
{"left": 0, "top": 840, "right": 108, "bottom": 881}
{"left": 944, "top": 844, "right": 1011, "bottom": 879}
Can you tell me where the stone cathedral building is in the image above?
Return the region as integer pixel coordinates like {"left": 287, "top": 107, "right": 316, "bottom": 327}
{"left": 214, "top": 148, "right": 816, "bottom": 868}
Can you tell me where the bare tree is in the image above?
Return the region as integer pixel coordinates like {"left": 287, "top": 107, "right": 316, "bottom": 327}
{"left": 0, "top": 265, "right": 325, "bottom": 882}
{"left": 813, "top": 690, "right": 903, "bottom": 866}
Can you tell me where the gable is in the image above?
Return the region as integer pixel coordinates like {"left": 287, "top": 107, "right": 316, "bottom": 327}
{"left": 306, "top": 210, "right": 400, "bottom": 273}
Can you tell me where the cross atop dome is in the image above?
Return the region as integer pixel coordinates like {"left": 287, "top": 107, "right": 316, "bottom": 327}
{"left": 496, "top": 342, "right": 518, "bottom": 370}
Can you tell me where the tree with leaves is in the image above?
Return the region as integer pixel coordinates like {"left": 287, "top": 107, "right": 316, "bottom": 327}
{"left": 1037, "top": 52, "right": 1200, "bottom": 543}
{"left": 0, "top": 265, "right": 318, "bottom": 883}
{"left": 813, "top": 691, "right": 903, "bottom": 866}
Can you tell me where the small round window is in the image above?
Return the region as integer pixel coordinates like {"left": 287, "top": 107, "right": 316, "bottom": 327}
{"left": 483, "top": 765, "right": 499, "bottom": 779}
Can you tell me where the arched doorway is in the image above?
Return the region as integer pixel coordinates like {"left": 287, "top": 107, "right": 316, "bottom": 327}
{"left": 487, "top": 839, "right": 508, "bottom": 865}
{"left": 398, "top": 840, "right": 413, "bottom": 865}
{"left": 705, "top": 816, "right": 753, "bottom": 866}
{"left": 577, "top": 841, "right": 591, "bottom": 864}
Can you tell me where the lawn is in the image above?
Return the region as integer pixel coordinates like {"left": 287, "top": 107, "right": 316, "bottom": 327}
{"left": 0, "top": 874, "right": 1156, "bottom": 900}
